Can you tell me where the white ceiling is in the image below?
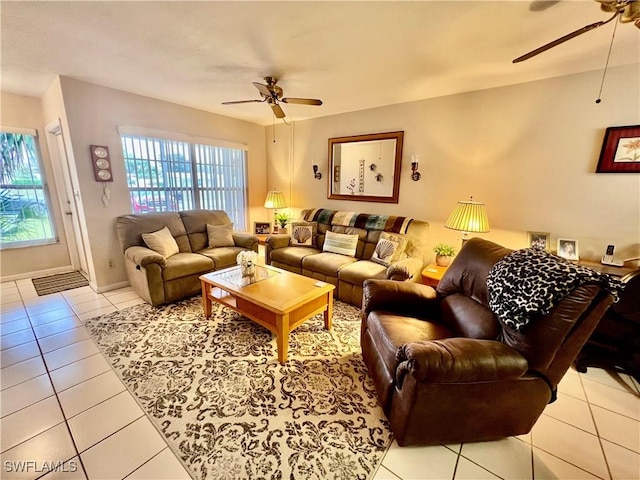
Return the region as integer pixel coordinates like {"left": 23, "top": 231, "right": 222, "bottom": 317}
{"left": 1, "top": 1, "right": 638, "bottom": 126}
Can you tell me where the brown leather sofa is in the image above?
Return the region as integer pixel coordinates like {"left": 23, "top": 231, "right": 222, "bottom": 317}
{"left": 361, "top": 238, "right": 616, "bottom": 446}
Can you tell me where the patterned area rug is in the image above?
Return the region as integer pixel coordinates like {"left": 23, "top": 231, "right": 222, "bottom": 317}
{"left": 83, "top": 297, "right": 392, "bottom": 479}
{"left": 32, "top": 271, "right": 89, "bottom": 296}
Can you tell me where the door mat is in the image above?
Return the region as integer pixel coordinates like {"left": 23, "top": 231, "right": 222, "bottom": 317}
{"left": 32, "top": 271, "right": 89, "bottom": 296}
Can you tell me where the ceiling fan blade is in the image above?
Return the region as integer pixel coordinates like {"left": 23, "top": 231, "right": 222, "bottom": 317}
{"left": 281, "top": 97, "right": 323, "bottom": 106}
{"left": 270, "top": 103, "right": 286, "bottom": 119}
{"left": 221, "top": 99, "right": 264, "bottom": 105}
{"left": 513, "top": 11, "right": 619, "bottom": 63}
{"left": 253, "top": 82, "right": 273, "bottom": 97}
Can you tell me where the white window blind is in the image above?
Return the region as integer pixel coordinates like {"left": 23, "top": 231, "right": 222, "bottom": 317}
{"left": 120, "top": 131, "right": 248, "bottom": 230}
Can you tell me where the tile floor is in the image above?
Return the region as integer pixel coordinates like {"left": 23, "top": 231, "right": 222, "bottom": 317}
{"left": 1, "top": 278, "right": 639, "bottom": 480}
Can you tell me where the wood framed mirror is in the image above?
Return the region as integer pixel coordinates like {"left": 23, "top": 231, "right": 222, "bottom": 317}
{"left": 327, "top": 131, "right": 404, "bottom": 203}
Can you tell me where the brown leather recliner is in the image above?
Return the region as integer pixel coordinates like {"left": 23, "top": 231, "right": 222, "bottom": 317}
{"left": 361, "top": 238, "right": 616, "bottom": 446}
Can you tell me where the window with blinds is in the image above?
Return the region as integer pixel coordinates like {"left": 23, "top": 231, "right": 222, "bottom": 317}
{"left": 120, "top": 133, "right": 248, "bottom": 230}
{"left": 0, "top": 129, "right": 57, "bottom": 249}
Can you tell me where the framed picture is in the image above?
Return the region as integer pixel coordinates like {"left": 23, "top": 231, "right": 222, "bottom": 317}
{"left": 596, "top": 125, "right": 640, "bottom": 173}
{"left": 253, "top": 222, "right": 271, "bottom": 235}
{"left": 557, "top": 238, "right": 579, "bottom": 261}
{"left": 527, "top": 231, "right": 550, "bottom": 251}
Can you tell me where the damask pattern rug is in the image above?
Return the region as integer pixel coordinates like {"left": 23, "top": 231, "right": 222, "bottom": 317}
{"left": 83, "top": 297, "right": 392, "bottom": 479}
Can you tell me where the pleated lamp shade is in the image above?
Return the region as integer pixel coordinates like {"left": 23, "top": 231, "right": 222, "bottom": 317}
{"left": 444, "top": 198, "right": 490, "bottom": 243}
{"left": 264, "top": 189, "right": 287, "bottom": 209}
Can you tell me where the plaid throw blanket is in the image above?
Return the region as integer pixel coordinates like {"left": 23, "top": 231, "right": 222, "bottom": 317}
{"left": 487, "top": 248, "right": 625, "bottom": 332}
{"left": 301, "top": 209, "right": 413, "bottom": 234}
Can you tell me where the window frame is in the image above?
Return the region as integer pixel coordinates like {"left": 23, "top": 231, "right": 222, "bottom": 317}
{"left": 119, "top": 127, "right": 249, "bottom": 231}
{"left": 0, "top": 127, "right": 58, "bottom": 250}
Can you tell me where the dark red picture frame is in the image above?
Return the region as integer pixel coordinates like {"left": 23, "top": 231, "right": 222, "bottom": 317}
{"left": 596, "top": 125, "right": 640, "bottom": 173}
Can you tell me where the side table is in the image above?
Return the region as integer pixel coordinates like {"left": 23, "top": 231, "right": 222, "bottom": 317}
{"left": 421, "top": 264, "right": 448, "bottom": 288}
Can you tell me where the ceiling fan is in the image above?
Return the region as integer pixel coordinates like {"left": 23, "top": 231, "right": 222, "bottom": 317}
{"left": 222, "top": 76, "right": 323, "bottom": 119}
{"left": 513, "top": 0, "right": 640, "bottom": 63}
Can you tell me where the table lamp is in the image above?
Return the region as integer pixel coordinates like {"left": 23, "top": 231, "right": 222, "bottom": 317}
{"left": 264, "top": 188, "right": 287, "bottom": 232}
{"left": 444, "top": 197, "right": 490, "bottom": 247}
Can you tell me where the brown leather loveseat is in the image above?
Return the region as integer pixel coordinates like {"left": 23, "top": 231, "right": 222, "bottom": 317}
{"left": 361, "top": 238, "right": 617, "bottom": 446}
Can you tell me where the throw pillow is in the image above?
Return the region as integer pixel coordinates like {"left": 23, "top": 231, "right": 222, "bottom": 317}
{"left": 371, "top": 232, "right": 408, "bottom": 266}
{"left": 142, "top": 226, "right": 179, "bottom": 258}
{"left": 290, "top": 221, "right": 317, "bottom": 247}
{"left": 323, "top": 230, "right": 359, "bottom": 257}
{"left": 207, "top": 223, "right": 235, "bottom": 248}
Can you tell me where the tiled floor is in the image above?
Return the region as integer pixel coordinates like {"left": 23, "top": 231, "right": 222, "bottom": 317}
{"left": 1, "top": 278, "right": 639, "bottom": 480}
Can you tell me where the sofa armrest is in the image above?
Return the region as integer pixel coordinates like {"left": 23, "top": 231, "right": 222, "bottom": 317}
{"left": 265, "top": 234, "right": 292, "bottom": 265}
{"left": 232, "top": 232, "right": 259, "bottom": 252}
{"left": 396, "top": 338, "right": 528, "bottom": 386}
{"left": 386, "top": 257, "right": 423, "bottom": 281}
{"left": 362, "top": 279, "right": 438, "bottom": 319}
{"left": 124, "top": 246, "right": 167, "bottom": 268}
{"left": 265, "top": 234, "right": 291, "bottom": 249}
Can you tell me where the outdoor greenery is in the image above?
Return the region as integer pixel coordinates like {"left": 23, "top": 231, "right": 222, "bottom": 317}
{"left": 0, "top": 132, "right": 54, "bottom": 246}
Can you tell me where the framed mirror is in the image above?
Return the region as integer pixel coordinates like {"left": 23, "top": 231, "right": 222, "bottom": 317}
{"left": 328, "top": 131, "right": 404, "bottom": 203}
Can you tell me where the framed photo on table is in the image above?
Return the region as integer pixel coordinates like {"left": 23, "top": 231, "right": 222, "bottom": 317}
{"left": 254, "top": 222, "right": 271, "bottom": 235}
{"left": 596, "top": 125, "right": 640, "bottom": 173}
{"left": 527, "top": 231, "right": 550, "bottom": 251}
{"left": 557, "top": 238, "right": 579, "bottom": 261}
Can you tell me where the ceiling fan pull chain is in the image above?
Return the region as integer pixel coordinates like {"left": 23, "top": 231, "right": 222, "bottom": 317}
{"left": 595, "top": 12, "right": 620, "bottom": 104}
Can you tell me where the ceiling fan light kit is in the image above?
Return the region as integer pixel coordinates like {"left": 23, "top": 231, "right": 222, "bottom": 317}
{"left": 222, "top": 76, "right": 323, "bottom": 120}
{"left": 513, "top": 0, "right": 640, "bottom": 63}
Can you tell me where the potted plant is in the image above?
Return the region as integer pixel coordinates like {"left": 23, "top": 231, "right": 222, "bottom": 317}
{"left": 433, "top": 243, "right": 456, "bottom": 267}
{"left": 274, "top": 212, "right": 292, "bottom": 234}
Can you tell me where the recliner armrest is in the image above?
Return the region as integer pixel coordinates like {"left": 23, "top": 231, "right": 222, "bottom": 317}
{"left": 396, "top": 338, "right": 528, "bottom": 386}
{"left": 124, "top": 246, "right": 167, "bottom": 268}
{"left": 386, "top": 257, "right": 423, "bottom": 281}
{"left": 363, "top": 279, "right": 438, "bottom": 319}
{"left": 232, "top": 232, "right": 258, "bottom": 251}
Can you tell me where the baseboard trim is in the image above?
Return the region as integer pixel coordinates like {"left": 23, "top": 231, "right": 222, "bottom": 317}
{"left": 94, "top": 280, "right": 130, "bottom": 294}
{"left": 1, "top": 266, "right": 75, "bottom": 283}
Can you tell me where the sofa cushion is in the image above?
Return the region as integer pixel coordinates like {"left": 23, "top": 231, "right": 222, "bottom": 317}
{"left": 323, "top": 231, "right": 359, "bottom": 257}
{"left": 290, "top": 222, "right": 317, "bottom": 247}
{"left": 207, "top": 223, "right": 235, "bottom": 248}
{"left": 270, "top": 246, "right": 320, "bottom": 269}
{"left": 117, "top": 211, "right": 191, "bottom": 253}
{"left": 142, "top": 226, "right": 180, "bottom": 258}
{"left": 371, "top": 232, "right": 408, "bottom": 266}
{"left": 329, "top": 226, "right": 368, "bottom": 258}
{"left": 302, "top": 252, "right": 357, "bottom": 277}
{"left": 338, "top": 260, "right": 387, "bottom": 286}
{"left": 199, "top": 246, "right": 247, "bottom": 270}
{"left": 162, "top": 253, "right": 214, "bottom": 281}
{"left": 181, "top": 210, "right": 233, "bottom": 252}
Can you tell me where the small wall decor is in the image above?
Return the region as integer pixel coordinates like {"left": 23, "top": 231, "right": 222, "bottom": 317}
{"left": 527, "top": 231, "right": 550, "bottom": 251}
{"left": 596, "top": 125, "right": 640, "bottom": 173}
{"left": 254, "top": 222, "right": 271, "bottom": 235}
{"left": 557, "top": 238, "right": 579, "bottom": 261}
{"left": 90, "top": 145, "right": 113, "bottom": 182}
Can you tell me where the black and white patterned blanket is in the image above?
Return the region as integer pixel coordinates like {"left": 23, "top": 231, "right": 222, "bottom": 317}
{"left": 487, "top": 248, "right": 625, "bottom": 332}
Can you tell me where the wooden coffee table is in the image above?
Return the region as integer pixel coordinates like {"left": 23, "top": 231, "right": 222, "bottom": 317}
{"left": 199, "top": 265, "right": 335, "bottom": 363}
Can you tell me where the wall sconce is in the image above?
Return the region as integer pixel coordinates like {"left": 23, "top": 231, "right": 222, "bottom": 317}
{"left": 411, "top": 155, "right": 421, "bottom": 181}
{"left": 312, "top": 162, "right": 322, "bottom": 180}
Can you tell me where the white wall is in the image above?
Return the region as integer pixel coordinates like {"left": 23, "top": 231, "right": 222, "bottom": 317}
{"left": 2, "top": 77, "right": 267, "bottom": 290}
{"left": 267, "top": 65, "right": 640, "bottom": 264}
{"left": 0, "top": 91, "right": 72, "bottom": 278}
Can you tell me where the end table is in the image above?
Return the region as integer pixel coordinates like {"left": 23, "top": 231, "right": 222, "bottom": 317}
{"left": 421, "top": 264, "right": 448, "bottom": 287}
